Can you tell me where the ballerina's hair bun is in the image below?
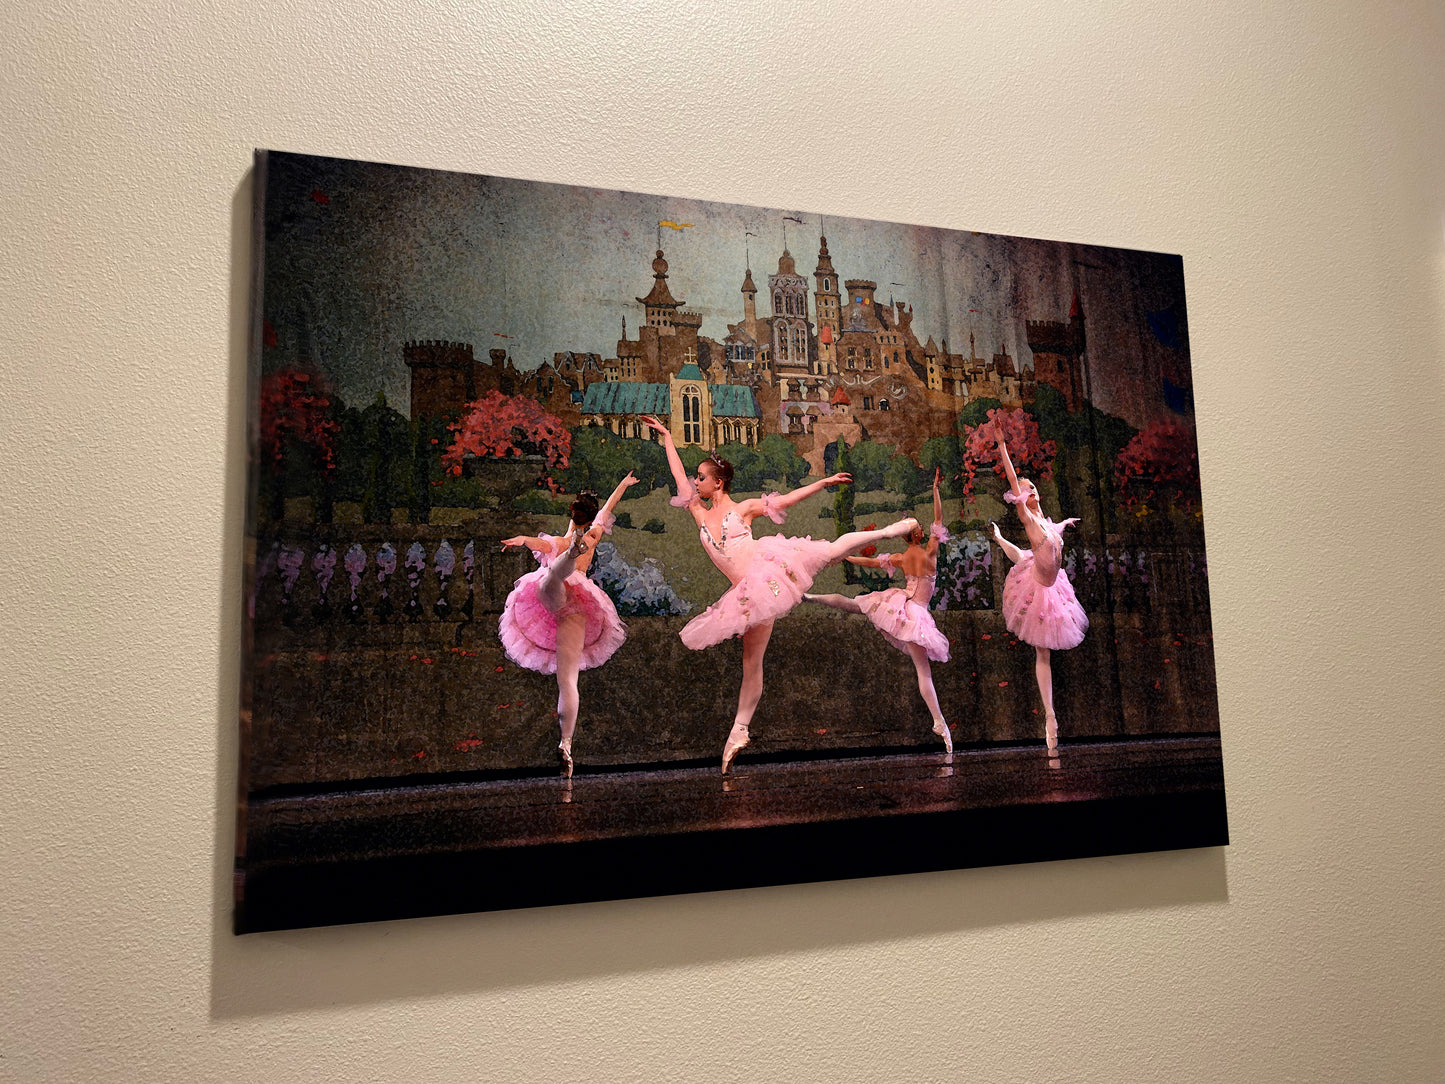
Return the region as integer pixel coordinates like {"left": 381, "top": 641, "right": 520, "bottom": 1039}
{"left": 570, "top": 490, "right": 600, "bottom": 527}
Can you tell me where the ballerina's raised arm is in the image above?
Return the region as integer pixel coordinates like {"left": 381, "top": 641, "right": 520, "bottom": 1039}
{"left": 926, "top": 466, "right": 944, "bottom": 559}
{"left": 584, "top": 471, "right": 640, "bottom": 542}
{"left": 641, "top": 415, "right": 706, "bottom": 520}
{"left": 994, "top": 427, "right": 1026, "bottom": 502}
{"left": 731, "top": 469, "right": 852, "bottom": 524}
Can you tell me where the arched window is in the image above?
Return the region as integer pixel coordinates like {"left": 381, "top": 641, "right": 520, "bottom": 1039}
{"left": 682, "top": 386, "right": 701, "bottom": 444}
{"left": 879, "top": 399, "right": 890, "bottom": 411}
{"left": 774, "top": 291, "right": 783, "bottom": 313}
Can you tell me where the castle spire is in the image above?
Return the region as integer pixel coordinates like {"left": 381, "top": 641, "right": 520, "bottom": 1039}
{"left": 815, "top": 234, "right": 836, "bottom": 276}
{"left": 637, "top": 250, "right": 681, "bottom": 308}
{"left": 813, "top": 233, "right": 842, "bottom": 356}
{"left": 637, "top": 249, "right": 683, "bottom": 335}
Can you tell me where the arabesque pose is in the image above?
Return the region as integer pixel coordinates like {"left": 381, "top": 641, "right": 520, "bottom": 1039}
{"left": 499, "top": 472, "right": 639, "bottom": 776}
{"left": 988, "top": 433, "right": 1088, "bottom": 753}
{"left": 642, "top": 415, "right": 919, "bottom": 773}
{"left": 805, "top": 468, "right": 954, "bottom": 754}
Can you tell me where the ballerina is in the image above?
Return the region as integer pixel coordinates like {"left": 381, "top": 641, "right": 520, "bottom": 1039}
{"left": 499, "top": 472, "right": 639, "bottom": 776}
{"left": 804, "top": 468, "right": 954, "bottom": 754}
{"left": 641, "top": 415, "right": 919, "bottom": 773}
{"left": 987, "top": 432, "right": 1089, "bottom": 754}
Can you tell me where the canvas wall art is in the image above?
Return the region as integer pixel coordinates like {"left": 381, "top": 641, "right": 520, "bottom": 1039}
{"left": 237, "top": 150, "right": 1226, "bottom": 932}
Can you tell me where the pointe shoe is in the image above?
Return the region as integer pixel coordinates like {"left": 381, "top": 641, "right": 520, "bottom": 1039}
{"left": 565, "top": 532, "right": 589, "bottom": 559}
{"left": 932, "top": 718, "right": 953, "bottom": 755}
{"left": 558, "top": 741, "right": 574, "bottom": 778}
{"left": 884, "top": 517, "right": 919, "bottom": 539}
{"left": 1043, "top": 714, "right": 1059, "bottom": 755}
{"left": 721, "top": 728, "right": 750, "bottom": 774}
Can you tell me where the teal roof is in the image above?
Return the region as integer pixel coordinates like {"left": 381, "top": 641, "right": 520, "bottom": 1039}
{"left": 581, "top": 379, "right": 758, "bottom": 419}
{"left": 711, "top": 384, "right": 759, "bottom": 418}
{"left": 676, "top": 362, "right": 705, "bottom": 380}
{"left": 582, "top": 382, "right": 671, "bottom": 414}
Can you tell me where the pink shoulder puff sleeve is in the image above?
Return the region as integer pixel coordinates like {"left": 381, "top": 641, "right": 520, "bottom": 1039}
{"left": 930, "top": 522, "right": 951, "bottom": 544}
{"left": 669, "top": 478, "right": 698, "bottom": 508}
{"left": 758, "top": 492, "right": 788, "bottom": 524}
{"left": 592, "top": 510, "right": 616, "bottom": 534}
{"left": 530, "top": 533, "right": 557, "bottom": 566}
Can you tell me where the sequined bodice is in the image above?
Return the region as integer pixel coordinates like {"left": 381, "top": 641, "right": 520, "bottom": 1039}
{"left": 699, "top": 511, "right": 756, "bottom": 583}
{"left": 1028, "top": 518, "right": 1064, "bottom": 586}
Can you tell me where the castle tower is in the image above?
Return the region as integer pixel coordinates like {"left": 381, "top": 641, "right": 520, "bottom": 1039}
{"left": 404, "top": 339, "right": 476, "bottom": 419}
{"left": 741, "top": 266, "right": 758, "bottom": 330}
{"left": 813, "top": 236, "right": 841, "bottom": 372}
{"left": 1026, "top": 293, "right": 1086, "bottom": 411}
{"left": 637, "top": 250, "right": 683, "bottom": 337}
{"left": 769, "top": 249, "right": 811, "bottom": 375}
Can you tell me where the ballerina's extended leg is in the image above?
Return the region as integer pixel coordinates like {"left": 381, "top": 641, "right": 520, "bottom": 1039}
{"left": 553, "top": 614, "right": 585, "bottom": 776}
{"left": 536, "top": 534, "right": 590, "bottom": 776}
{"left": 906, "top": 643, "right": 952, "bottom": 754}
{"left": 802, "top": 593, "right": 864, "bottom": 613}
{"left": 535, "top": 532, "right": 586, "bottom": 612}
{"left": 722, "top": 620, "right": 773, "bottom": 774}
{"left": 1034, "top": 646, "right": 1058, "bottom": 753}
{"left": 821, "top": 518, "right": 920, "bottom": 564}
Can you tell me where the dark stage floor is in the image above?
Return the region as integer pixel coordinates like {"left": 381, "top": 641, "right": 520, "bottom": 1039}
{"left": 237, "top": 737, "right": 1228, "bottom": 932}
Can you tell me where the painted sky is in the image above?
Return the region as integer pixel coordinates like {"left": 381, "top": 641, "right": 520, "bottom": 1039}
{"left": 260, "top": 151, "right": 1193, "bottom": 427}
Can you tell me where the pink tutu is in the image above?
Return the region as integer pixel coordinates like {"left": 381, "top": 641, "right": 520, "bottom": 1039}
{"left": 1001, "top": 553, "right": 1088, "bottom": 650}
{"left": 858, "top": 589, "right": 950, "bottom": 662}
{"left": 680, "top": 534, "right": 836, "bottom": 649}
{"left": 498, "top": 568, "right": 626, "bottom": 674}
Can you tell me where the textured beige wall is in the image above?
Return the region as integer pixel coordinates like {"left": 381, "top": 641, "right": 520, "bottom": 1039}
{"left": 4, "top": 2, "right": 1443, "bottom": 1081}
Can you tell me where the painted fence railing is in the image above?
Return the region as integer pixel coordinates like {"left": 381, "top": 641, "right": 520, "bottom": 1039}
{"left": 249, "top": 528, "right": 1209, "bottom": 636}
